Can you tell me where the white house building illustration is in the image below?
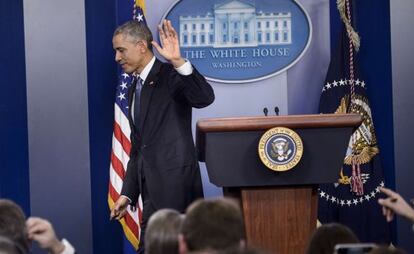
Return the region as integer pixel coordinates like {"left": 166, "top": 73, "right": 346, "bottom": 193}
{"left": 179, "top": 0, "right": 292, "bottom": 48}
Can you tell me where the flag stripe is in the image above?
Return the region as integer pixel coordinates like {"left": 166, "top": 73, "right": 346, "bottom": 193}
{"left": 113, "top": 122, "right": 131, "bottom": 156}
{"left": 109, "top": 165, "right": 124, "bottom": 194}
{"left": 111, "top": 151, "right": 126, "bottom": 180}
{"left": 124, "top": 211, "right": 139, "bottom": 235}
{"left": 114, "top": 104, "right": 131, "bottom": 143}
{"left": 112, "top": 137, "right": 129, "bottom": 173}
{"left": 111, "top": 139, "right": 128, "bottom": 171}
{"left": 108, "top": 182, "right": 120, "bottom": 201}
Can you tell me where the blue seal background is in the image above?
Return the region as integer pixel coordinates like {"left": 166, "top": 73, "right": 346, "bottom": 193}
{"left": 265, "top": 134, "right": 297, "bottom": 165}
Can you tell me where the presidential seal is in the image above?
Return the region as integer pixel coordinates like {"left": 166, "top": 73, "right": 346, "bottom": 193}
{"left": 258, "top": 127, "right": 303, "bottom": 171}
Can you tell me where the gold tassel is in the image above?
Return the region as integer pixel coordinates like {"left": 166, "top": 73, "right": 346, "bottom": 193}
{"left": 338, "top": 168, "right": 351, "bottom": 185}
{"left": 336, "top": 0, "right": 360, "bottom": 52}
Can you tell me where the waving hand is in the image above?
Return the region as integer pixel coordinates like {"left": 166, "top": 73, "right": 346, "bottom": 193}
{"left": 152, "top": 19, "right": 185, "bottom": 68}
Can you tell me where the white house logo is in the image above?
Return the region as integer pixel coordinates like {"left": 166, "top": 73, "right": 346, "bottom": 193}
{"left": 163, "top": 0, "right": 312, "bottom": 83}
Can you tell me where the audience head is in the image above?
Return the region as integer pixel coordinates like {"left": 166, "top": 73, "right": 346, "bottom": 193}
{"left": 306, "top": 223, "right": 359, "bottom": 254}
{"left": 0, "top": 200, "right": 29, "bottom": 253}
{"left": 145, "top": 209, "right": 183, "bottom": 254}
{"left": 179, "top": 197, "right": 245, "bottom": 253}
{"left": 0, "top": 236, "right": 26, "bottom": 254}
{"left": 216, "top": 246, "right": 268, "bottom": 254}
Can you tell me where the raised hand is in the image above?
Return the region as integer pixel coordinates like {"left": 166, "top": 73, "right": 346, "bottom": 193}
{"left": 152, "top": 19, "right": 185, "bottom": 68}
{"left": 378, "top": 187, "right": 414, "bottom": 223}
{"left": 26, "top": 217, "right": 65, "bottom": 254}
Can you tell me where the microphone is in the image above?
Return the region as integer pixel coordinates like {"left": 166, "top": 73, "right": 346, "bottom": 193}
{"left": 274, "top": 106, "right": 279, "bottom": 116}
{"left": 263, "top": 107, "right": 268, "bottom": 116}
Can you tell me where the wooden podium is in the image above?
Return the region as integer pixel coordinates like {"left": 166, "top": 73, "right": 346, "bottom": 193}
{"left": 196, "top": 114, "right": 362, "bottom": 254}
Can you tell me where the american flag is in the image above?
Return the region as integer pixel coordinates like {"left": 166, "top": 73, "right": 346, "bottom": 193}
{"left": 108, "top": 0, "right": 147, "bottom": 250}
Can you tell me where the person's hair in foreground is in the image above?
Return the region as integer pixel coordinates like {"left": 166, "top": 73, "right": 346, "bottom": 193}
{"left": 145, "top": 208, "right": 184, "bottom": 254}
{"left": 180, "top": 197, "right": 245, "bottom": 253}
{"left": 0, "top": 200, "right": 29, "bottom": 253}
{"left": 306, "top": 223, "right": 359, "bottom": 254}
{"left": 216, "top": 245, "right": 268, "bottom": 254}
{"left": 0, "top": 236, "right": 26, "bottom": 254}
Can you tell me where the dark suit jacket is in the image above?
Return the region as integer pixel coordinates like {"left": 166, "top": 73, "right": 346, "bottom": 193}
{"left": 121, "top": 59, "right": 214, "bottom": 212}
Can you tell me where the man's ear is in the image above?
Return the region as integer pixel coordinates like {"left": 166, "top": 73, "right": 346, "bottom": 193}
{"left": 137, "top": 40, "right": 148, "bottom": 53}
{"left": 178, "top": 234, "right": 188, "bottom": 254}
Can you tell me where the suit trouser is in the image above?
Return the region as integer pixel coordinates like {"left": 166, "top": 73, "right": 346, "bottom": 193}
{"left": 137, "top": 177, "right": 156, "bottom": 254}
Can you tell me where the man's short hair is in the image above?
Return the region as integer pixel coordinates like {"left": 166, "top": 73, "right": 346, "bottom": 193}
{"left": 145, "top": 209, "right": 183, "bottom": 254}
{"left": 0, "top": 200, "right": 29, "bottom": 253}
{"left": 114, "top": 20, "right": 153, "bottom": 51}
{"left": 181, "top": 198, "right": 245, "bottom": 252}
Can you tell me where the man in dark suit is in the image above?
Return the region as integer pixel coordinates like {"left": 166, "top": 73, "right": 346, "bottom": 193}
{"left": 110, "top": 19, "right": 214, "bottom": 253}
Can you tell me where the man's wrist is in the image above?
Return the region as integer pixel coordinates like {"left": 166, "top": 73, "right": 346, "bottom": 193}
{"left": 174, "top": 59, "right": 193, "bottom": 76}
{"left": 408, "top": 211, "right": 414, "bottom": 223}
{"left": 120, "top": 195, "right": 132, "bottom": 204}
{"left": 60, "top": 239, "right": 75, "bottom": 254}
{"left": 49, "top": 238, "right": 65, "bottom": 254}
{"left": 170, "top": 57, "right": 186, "bottom": 68}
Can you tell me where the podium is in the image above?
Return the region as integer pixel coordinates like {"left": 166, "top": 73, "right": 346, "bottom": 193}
{"left": 196, "top": 114, "right": 362, "bottom": 254}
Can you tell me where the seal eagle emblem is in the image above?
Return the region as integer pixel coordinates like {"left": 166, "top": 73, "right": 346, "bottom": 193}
{"left": 258, "top": 127, "right": 303, "bottom": 171}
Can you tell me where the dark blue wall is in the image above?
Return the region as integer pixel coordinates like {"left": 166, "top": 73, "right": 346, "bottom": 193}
{"left": 0, "top": 0, "right": 30, "bottom": 215}
{"left": 85, "top": 0, "right": 123, "bottom": 253}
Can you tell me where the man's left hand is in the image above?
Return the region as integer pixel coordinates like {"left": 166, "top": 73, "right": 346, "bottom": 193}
{"left": 152, "top": 19, "right": 185, "bottom": 68}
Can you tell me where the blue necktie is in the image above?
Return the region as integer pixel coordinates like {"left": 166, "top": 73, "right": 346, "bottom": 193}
{"left": 134, "top": 77, "right": 143, "bottom": 126}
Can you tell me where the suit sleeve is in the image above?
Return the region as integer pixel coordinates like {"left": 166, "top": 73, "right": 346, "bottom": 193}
{"left": 120, "top": 140, "right": 140, "bottom": 204}
{"left": 168, "top": 65, "right": 215, "bottom": 108}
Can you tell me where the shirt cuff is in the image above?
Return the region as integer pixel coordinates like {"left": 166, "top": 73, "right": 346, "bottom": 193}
{"left": 174, "top": 60, "right": 193, "bottom": 76}
{"left": 121, "top": 195, "right": 132, "bottom": 204}
{"left": 60, "top": 239, "right": 75, "bottom": 254}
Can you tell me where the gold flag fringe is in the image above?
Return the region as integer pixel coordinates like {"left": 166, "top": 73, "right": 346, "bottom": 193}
{"left": 344, "top": 146, "right": 380, "bottom": 165}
